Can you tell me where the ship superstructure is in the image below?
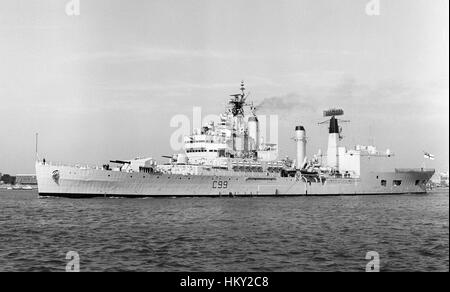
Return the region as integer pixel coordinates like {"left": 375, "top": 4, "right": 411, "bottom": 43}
{"left": 157, "top": 81, "right": 284, "bottom": 177}
{"left": 35, "top": 82, "right": 434, "bottom": 197}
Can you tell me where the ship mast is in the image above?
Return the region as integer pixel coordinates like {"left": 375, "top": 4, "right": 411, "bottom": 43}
{"left": 35, "top": 132, "right": 39, "bottom": 161}
{"left": 229, "top": 80, "right": 248, "bottom": 117}
{"left": 318, "top": 109, "right": 349, "bottom": 170}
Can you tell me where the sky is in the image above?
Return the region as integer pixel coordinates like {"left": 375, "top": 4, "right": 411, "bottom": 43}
{"left": 0, "top": 0, "right": 448, "bottom": 174}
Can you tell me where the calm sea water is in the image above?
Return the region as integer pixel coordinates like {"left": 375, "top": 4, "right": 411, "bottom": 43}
{"left": 0, "top": 189, "right": 448, "bottom": 272}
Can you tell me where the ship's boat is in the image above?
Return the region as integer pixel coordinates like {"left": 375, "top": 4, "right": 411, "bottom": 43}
{"left": 35, "top": 82, "right": 434, "bottom": 198}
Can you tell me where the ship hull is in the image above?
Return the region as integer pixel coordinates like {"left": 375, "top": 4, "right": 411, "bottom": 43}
{"left": 35, "top": 162, "right": 434, "bottom": 198}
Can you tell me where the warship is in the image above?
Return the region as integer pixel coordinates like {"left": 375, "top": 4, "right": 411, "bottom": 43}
{"left": 35, "top": 82, "right": 434, "bottom": 197}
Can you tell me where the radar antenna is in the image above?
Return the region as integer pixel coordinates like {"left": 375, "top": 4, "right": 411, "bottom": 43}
{"left": 228, "top": 80, "right": 252, "bottom": 117}
{"left": 318, "top": 108, "right": 350, "bottom": 140}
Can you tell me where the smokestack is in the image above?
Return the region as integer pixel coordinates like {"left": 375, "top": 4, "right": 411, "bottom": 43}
{"left": 248, "top": 116, "right": 259, "bottom": 151}
{"left": 295, "top": 126, "right": 307, "bottom": 169}
{"left": 327, "top": 116, "right": 339, "bottom": 169}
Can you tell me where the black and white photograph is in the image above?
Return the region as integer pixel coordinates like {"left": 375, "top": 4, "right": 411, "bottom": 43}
{"left": 0, "top": 0, "right": 448, "bottom": 277}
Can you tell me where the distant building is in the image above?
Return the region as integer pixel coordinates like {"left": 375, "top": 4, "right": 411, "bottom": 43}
{"left": 440, "top": 172, "right": 449, "bottom": 187}
{"left": 431, "top": 173, "right": 441, "bottom": 184}
{"left": 1, "top": 174, "right": 16, "bottom": 185}
{"left": 15, "top": 174, "right": 37, "bottom": 185}
{"left": 431, "top": 171, "right": 450, "bottom": 187}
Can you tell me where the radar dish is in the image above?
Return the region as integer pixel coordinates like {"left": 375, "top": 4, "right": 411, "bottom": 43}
{"left": 323, "top": 109, "right": 344, "bottom": 117}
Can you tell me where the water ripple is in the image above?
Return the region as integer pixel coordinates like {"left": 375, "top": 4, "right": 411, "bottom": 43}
{"left": 0, "top": 189, "right": 448, "bottom": 272}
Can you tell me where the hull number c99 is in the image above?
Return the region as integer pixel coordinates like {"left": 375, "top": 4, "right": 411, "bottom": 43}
{"left": 212, "top": 180, "right": 228, "bottom": 189}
